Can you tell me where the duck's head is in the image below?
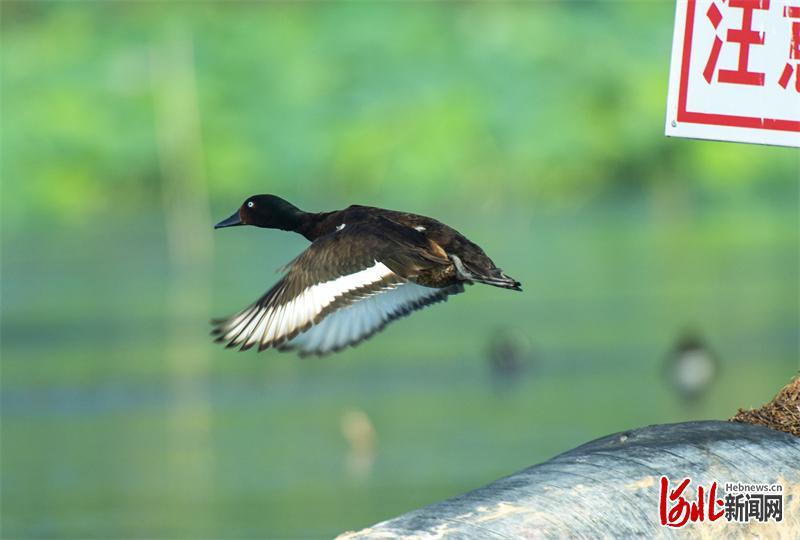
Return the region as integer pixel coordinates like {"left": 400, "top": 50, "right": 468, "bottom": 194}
{"left": 215, "top": 194, "right": 302, "bottom": 230}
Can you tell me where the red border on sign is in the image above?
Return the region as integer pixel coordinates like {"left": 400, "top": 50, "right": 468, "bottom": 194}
{"left": 678, "top": 0, "right": 800, "bottom": 132}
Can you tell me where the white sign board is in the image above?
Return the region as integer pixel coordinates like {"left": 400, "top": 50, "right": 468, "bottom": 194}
{"left": 666, "top": 0, "right": 800, "bottom": 147}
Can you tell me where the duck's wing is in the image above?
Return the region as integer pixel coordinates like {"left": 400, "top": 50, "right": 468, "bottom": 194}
{"left": 279, "top": 280, "right": 464, "bottom": 356}
{"left": 212, "top": 218, "right": 458, "bottom": 354}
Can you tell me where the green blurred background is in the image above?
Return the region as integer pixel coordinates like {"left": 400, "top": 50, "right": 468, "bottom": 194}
{"left": 1, "top": 1, "right": 798, "bottom": 538}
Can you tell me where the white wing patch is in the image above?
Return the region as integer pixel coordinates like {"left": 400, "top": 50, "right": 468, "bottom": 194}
{"left": 282, "top": 282, "right": 448, "bottom": 355}
{"left": 219, "top": 261, "right": 396, "bottom": 349}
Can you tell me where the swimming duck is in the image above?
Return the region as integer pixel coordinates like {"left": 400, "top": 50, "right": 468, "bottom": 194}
{"left": 213, "top": 195, "right": 521, "bottom": 356}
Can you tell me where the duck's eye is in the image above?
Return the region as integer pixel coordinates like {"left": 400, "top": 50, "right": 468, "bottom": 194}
{"left": 247, "top": 201, "right": 255, "bottom": 208}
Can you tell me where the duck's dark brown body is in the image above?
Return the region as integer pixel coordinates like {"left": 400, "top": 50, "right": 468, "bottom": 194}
{"left": 295, "top": 205, "right": 515, "bottom": 289}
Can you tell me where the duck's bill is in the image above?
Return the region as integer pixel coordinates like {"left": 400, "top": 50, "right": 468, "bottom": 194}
{"left": 214, "top": 211, "right": 243, "bottom": 229}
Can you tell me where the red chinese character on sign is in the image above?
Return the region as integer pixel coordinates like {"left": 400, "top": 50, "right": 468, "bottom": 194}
{"left": 778, "top": 5, "right": 800, "bottom": 91}
{"left": 659, "top": 476, "right": 725, "bottom": 528}
{"left": 703, "top": 0, "right": 770, "bottom": 86}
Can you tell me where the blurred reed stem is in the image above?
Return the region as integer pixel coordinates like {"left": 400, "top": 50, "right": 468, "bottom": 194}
{"left": 151, "top": 22, "right": 214, "bottom": 522}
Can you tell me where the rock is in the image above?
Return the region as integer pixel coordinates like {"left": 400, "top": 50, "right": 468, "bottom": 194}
{"left": 339, "top": 421, "right": 799, "bottom": 539}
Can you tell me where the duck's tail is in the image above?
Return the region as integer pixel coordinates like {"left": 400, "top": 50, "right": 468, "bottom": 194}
{"left": 449, "top": 254, "right": 522, "bottom": 291}
{"left": 472, "top": 271, "right": 522, "bottom": 291}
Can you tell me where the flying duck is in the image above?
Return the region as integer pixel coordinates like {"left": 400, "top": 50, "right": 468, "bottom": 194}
{"left": 212, "top": 195, "right": 521, "bottom": 356}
